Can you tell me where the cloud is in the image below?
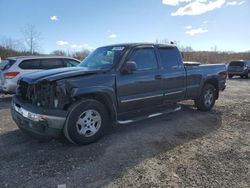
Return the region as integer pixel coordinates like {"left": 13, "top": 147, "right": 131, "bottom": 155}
{"left": 227, "top": 1, "right": 238, "bottom": 6}
{"left": 109, "top": 34, "right": 117, "bottom": 39}
{"left": 56, "top": 40, "right": 68, "bottom": 46}
{"left": 226, "top": 0, "right": 245, "bottom": 6}
{"left": 185, "top": 27, "right": 208, "bottom": 36}
{"left": 185, "top": 25, "right": 192, "bottom": 29}
{"left": 50, "top": 16, "right": 58, "bottom": 21}
{"left": 71, "top": 44, "right": 95, "bottom": 50}
{"left": 71, "top": 44, "right": 89, "bottom": 49}
{"left": 162, "top": 0, "right": 192, "bottom": 6}
{"left": 238, "top": 1, "right": 245, "bottom": 5}
{"left": 171, "top": 0, "right": 226, "bottom": 16}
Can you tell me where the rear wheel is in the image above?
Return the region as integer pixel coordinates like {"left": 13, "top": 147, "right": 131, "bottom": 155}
{"left": 195, "top": 84, "right": 216, "bottom": 111}
{"left": 241, "top": 75, "right": 244, "bottom": 78}
{"left": 64, "top": 99, "right": 109, "bottom": 145}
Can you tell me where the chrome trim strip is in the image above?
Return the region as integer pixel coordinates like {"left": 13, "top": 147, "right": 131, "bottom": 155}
{"left": 121, "top": 94, "right": 163, "bottom": 103}
{"left": 117, "top": 120, "right": 134, "bottom": 124}
{"left": 164, "top": 90, "right": 183, "bottom": 96}
{"left": 148, "top": 113, "right": 162, "bottom": 118}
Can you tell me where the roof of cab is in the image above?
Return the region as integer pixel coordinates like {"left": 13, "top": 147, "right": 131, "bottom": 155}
{"left": 102, "top": 43, "right": 176, "bottom": 48}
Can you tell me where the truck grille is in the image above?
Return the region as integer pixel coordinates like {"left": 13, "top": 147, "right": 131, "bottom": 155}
{"left": 18, "top": 80, "right": 29, "bottom": 100}
{"left": 17, "top": 80, "right": 54, "bottom": 108}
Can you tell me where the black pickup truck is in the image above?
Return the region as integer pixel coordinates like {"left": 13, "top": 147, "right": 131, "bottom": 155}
{"left": 11, "top": 43, "right": 227, "bottom": 145}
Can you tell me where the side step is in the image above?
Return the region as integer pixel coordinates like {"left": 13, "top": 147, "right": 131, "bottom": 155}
{"left": 117, "top": 104, "right": 181, "bottom": 124}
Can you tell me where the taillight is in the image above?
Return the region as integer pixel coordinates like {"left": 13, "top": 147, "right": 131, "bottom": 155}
{"left": 4, "top": 72, "right": 19, "bottom": 79}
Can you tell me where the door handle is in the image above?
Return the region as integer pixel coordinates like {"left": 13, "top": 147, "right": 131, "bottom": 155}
{"left": 155, "top": 75, "right": 162, "bottom": 80}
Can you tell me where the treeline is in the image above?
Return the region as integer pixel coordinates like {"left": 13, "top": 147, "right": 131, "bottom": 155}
{"left": 183, "top": 51, "right": 250, "bottom": 64}
{"left": 50, "top": 50, "right": 90, "bottom": 61}
{"left": 0, "top": 46, "right": 90, "bottom": 61}
{"left": 1, "top": 45, "right": 250, "bottom": 64}
{"left": 0, "top": 46, "right": 34, "bottom": 59}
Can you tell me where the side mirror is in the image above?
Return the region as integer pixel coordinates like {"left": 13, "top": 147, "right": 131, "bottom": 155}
{"left": 121, "top": 61, "right": 137, "bottom": 74}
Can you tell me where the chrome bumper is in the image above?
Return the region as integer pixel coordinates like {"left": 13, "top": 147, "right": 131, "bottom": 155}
{"left": 11, "top": 97, "right": 67, "bottom": 137}
{"left": 12, "top": 101, "right": 65, "bottom": 123}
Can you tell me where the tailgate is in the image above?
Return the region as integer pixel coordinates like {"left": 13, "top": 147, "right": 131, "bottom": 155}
{"left": 228, "top": 66, "right": 244, "bottom": 72}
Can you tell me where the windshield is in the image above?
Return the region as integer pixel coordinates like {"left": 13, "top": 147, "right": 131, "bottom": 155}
{"left": 79, "top": 46, "right": 126, "bottom": 70}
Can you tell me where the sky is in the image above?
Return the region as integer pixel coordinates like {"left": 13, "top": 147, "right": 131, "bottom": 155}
{"left": 0, "top": 0, "right": 249, "bottom": 53}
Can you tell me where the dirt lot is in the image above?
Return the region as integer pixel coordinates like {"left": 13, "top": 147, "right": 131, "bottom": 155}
{"left": 0, "top": 79, "right": 249, "bottom": 188}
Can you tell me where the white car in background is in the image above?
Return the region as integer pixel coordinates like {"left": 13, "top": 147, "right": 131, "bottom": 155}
{"left": 0, "top": 56, "right": 80, "bottom": 94}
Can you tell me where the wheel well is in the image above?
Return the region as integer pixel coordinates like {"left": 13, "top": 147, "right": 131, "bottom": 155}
{"left": 74, "top": 93, "right": 117, "bottom": 122}
{"left": 204, "top": 78, "right": 219, "bottom": 99}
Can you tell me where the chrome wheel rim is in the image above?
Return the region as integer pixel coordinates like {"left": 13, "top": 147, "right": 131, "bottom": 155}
{"left": 76, "top": 110, "right": 102, "bottom": 137}
{"left": 204, "top": 89, "right": 214, "bottom": 107}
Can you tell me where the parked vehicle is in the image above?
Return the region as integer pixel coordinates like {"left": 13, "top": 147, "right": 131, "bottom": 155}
{"left": 0, "top": 56, "right": 80, "bottom": 94}
{"left": 0, "top": 59, "right": 8, "bottom": 70}
{"left": 227, "top": 60, "right": 250, "bottom": 79}
{"left": 11, "top": 43, "right": 227, "bottom": 145}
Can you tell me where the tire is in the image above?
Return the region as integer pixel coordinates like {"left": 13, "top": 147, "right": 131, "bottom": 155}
{"left": 64, "top": 99, "right": 109, "bottom": 145}
{"left": 228, "top": 75, "right": 233, "bottom": 79}
{"left": 195, "top": 84, "right": 216, "bottom": 111}
{"left": 240, "top": 75, "right": 244, "bottom": 79}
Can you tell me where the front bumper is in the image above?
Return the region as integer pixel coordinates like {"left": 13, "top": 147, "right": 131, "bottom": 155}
{"left": 11, "top": 96, "right": 67, "bottom": 138}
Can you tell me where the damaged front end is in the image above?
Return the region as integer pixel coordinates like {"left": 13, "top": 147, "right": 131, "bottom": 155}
{"left": 17, "top": 79, "right": 77, "bottom": 110}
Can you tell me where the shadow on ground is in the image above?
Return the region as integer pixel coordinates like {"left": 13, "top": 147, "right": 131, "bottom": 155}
{"left": 0, "top": 103, "right": 222, "bottom": 188}
{"left": 0, "top": 95, "right": 12, "bottom": 110}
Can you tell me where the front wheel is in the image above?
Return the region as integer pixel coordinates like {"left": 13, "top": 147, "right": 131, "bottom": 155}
{"left": 195, "top": 84, "right": 216, "bottom": 111}
{"left": 64, "top": 99, "right": 109, "bottom": 145}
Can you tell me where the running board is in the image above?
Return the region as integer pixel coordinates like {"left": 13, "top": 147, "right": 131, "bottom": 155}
{"left": 117, "top": 105, "right": 181, "bottom": 124}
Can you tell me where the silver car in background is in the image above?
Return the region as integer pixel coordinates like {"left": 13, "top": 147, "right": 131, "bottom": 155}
{"left": 0, "top": 56, "right": 80, "bottom": 94}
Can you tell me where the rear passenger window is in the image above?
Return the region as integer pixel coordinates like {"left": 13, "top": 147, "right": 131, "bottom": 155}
{"left": 128, "top": 48, "right": 158, "bottom": 71}
{"left": 40, "top": 59, "right": 64, "bottom": 69}
{"left": 158, "top": 47, "right": 181, "bottom": 69}
{"left": 19, "top": 60, "right": 40, "bottom": 69}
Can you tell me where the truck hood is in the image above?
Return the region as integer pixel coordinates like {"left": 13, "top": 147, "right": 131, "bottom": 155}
{"left": 20, "top": 67, "right": 103, "bottom": 84}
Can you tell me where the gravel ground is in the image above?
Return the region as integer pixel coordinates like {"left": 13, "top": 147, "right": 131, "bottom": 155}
{"left": 0, "top": 79, "right": 249, "bottom": 188}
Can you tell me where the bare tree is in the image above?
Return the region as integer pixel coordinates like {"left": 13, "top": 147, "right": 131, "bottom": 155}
{"left": 22, "top": 24, "right": 41, "bottom": 54}
{"left": 71, "top": 50, "right": 90, "bottom": 60}
{"left": 50, "top": 50, "right": 67, "bottom": 56}
{"left": 0, "top": 36, "right": 24, "bottom": 51}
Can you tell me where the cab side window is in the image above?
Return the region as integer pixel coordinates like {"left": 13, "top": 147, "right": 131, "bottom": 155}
{"left": 128, "top": 48, "right": 158, "bottom": 71}
{"left": 158, "top": 47, "right": 182, "bottom": 69}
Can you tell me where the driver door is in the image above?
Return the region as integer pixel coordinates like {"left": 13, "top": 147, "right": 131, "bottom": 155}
{"left": 116, "top": 46, "right": 163, "bottom": 113}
